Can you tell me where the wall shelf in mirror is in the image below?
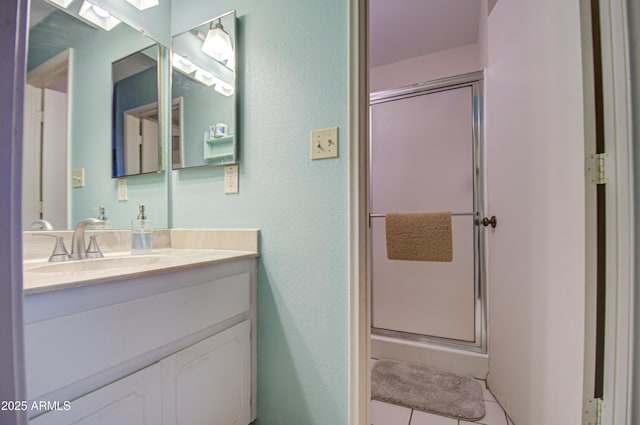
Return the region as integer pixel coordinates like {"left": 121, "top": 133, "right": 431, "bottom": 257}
{"left": 203, "top": 134, "right": 235, "bottom": 163}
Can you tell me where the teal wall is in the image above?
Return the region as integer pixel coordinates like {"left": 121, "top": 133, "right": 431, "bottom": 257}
{"left": 171, "top": 1, "right": 349, "bottom": 424}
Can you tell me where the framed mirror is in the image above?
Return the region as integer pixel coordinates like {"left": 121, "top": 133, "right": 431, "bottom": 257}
{"left": 23, "top": 0, "right": 168, "bottom": 230}
{"left": 112, "top": 45, "right": 163, "bottom": 177}
{"left": 171, "top": 10, "right": 237, "bottom": 169}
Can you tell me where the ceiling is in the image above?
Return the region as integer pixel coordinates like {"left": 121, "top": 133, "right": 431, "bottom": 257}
{"left": 369, "top": 0, "right": 483, "bottom": 68}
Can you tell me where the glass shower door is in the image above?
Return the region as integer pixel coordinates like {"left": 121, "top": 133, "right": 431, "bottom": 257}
{"left": 370, "top": 79, "right": 483, "bottom": 346}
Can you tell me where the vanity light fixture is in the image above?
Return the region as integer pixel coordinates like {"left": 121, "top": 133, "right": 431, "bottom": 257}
{"left": 78, "top": 0, "right": 121, "bottom": 31}
{"left": 194, "top": 68, "right": 217, "bottom": 86}
{"left": 192, "top": 67, "right": 234, "bottom": 96}
{"left": 49, "top": 0, "right": 75, "bottom": 8}
{"left": 172, "top": 53, "right": 197, "bottom": 74}
{"left": 214, "top": 81, "right": 234, "bottom": 97}
{"left": 125, "top": 0, "right": 159, "bottom": 11}
{"left": 200, "top": 19, "right": 233, "bottom": 63}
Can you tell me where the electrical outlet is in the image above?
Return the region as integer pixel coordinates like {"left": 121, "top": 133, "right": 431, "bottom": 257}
{"left": 224, "top": 164, "right": 239, "bottom": 194}
{"left": 72, "top": 168, "right": 85, "bottom": 188}
{"left": 117, "top": 177, "right": 128, "bottom": 201}
{"left": 310, "top": 127, "right": 338, "bottom": 160}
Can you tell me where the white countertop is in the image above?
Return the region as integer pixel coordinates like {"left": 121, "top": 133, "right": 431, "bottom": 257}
{"left": 23, "top": 229, "right": 260, "bottom": 296}
{"left": 23, "top": 249, "right": 258, "bottom": 295}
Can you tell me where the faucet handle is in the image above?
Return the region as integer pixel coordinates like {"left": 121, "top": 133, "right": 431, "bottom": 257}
{"left": 33, "top": 233, "right": 71, "bottom": 262}
{"left": 86, "top": 232, "right": 110, "bottom": 259}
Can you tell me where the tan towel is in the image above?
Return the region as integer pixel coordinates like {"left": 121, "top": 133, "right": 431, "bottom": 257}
{"left": 385, "top": 212, "right": 453, "bottom": 262}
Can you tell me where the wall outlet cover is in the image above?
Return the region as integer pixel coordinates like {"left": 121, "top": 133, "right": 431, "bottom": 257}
{"left": 224, "top": 164, "right": 239, "bottom": 194}
{"left": 117, "top": 177, "right": 128, "bottom": 201}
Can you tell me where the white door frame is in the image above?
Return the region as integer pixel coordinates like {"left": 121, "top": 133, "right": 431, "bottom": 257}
{"left": 347, "top": 0, "right": 369, "bottom": 424}
{"left": 0, "top": 0, "right": 29, "bottom": 424}
{"left": 597, "top": 0, "right": 635, "bottom": 423}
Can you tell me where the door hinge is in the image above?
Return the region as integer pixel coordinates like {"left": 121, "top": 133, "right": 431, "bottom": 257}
{"left": 583, "top": 398, "right": 603, "bottom": 425}
{"left": 587, "top": 153, "right": 608, "bottom": 185}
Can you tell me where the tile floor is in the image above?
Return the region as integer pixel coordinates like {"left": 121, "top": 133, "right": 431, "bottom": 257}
{"left": 371, "top": 369, "right": 514, "bottom": 425}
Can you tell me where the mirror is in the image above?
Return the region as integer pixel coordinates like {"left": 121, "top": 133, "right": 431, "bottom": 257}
{"left": 23, "top": 0, "right": 168, "bottom": 230}
{"left": 171, "top": 11, "right": 237, "bottom": 169}
{"left": 112, "top": 45, "right": 162, "bottom": 177}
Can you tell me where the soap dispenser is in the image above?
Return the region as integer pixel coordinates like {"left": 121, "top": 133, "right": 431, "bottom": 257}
{"left": 131, "top": 203, "right": 152, "bottom": 254}
{"left": 93, "top": 205, "right": 112, "bottom": 229}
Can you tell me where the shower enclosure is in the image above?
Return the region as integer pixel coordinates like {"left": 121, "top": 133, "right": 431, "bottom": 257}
{"left": 369, "top": 72, "right": 488, "bottom": 375}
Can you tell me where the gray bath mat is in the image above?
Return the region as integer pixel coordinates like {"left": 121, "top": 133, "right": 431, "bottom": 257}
{"left": 371, "top": 359, "right": 486, "bottom": 421}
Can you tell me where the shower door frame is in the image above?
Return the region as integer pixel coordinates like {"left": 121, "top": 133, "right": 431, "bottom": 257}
{"left": 369, "top": 71, "right": 487, "bottom": 353}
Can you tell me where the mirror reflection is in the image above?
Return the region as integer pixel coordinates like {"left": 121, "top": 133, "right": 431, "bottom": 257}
{"left": 23, "top": 0, "right": 166, "bottom": 230}
{"left": 171, "top": 11, "right": 237, "bottom": 169}
{"left": 112, "top": 45, "right": 162, "bottom": 177}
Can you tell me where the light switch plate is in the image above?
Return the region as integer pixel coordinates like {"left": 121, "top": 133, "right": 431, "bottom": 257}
{"left": 117, "top": 177, "right": 128, "bottom": 201}
{"left": 72, "top": 168, "right": 85, "bottom": 188}
{"left": 224, "top": 164, "right": 239, "bottom": 194}
{"left": 310, "top": 127, "right": 338, "bottom": 160}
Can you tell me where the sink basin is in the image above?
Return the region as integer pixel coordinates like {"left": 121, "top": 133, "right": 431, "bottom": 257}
{"left": 26, "top": 255, "right": 169, "bottom": 274}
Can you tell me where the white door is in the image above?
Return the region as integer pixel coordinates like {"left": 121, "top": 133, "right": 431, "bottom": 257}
{"left": 370, "top": 84, "right": 479, "bottom": 342}
{"left": 30, "top": 364, "right": 162, "bottom": 425}
{"left": 22, "top": 85, "right": 43, "bottom": 229}
{"left": 124, "top": 115, "right": 141, "bottom": 175}
{"left": 22, "top": 85, "right": 68, "bottom": 230}
{"left": 41, "top": 88, "right": 68, "bottom": 229}
{"left": 162, "top": 321, "right": 251, "bottom": 425}
{"left": 141, "top": 118, "right": 158, "bottom": 173}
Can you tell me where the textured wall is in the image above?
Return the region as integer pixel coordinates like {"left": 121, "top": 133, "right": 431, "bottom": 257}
{"left": 171, "top": 1, "right": 349, "bottom": 424}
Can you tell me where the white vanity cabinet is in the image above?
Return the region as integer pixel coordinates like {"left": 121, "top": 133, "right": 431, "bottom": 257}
{"left": 30, "top": 363, "right": 162, "bottom": 425}
{"left": 163, "top": 321, "right": 251, "bottom": 425}
{"left": 24, "top": 258, "right": 257, "bottom": 425}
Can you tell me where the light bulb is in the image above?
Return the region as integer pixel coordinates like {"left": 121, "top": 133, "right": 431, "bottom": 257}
{"left": 92, "top": 4, "right": 110, "bottom": 18}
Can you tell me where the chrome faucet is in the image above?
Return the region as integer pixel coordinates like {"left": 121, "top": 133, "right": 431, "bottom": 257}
{"left": 31, "top": 219, "right": 54, "bottom": 230}
{"left": 70, "top": 218, "right": 105, "bottom": 260}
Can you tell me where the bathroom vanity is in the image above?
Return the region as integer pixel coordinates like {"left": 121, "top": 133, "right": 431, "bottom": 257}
{"left": 22, "top": 229, "right": 258, "bottom": 425}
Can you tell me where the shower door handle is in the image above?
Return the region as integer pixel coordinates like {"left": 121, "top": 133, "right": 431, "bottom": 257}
{"left": 478, "top": 216, "right": 497, "bottom": 228}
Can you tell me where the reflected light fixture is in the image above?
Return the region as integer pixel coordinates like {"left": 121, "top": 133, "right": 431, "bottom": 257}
{"left": 49, "top": 0, "right": 74, "bottom": 8}
{"left": 125, "top": 0, "right": 159, "bottom": 10}
{"left": 200, "top": 19, "right": 233, "bottom": 62}
{"left": 214, "top": 81, "right": 234, "bottom": 97}
{"left": 172, "top": 53, "right": 197, "bottom": 74}
{"left": 78, "top": 0, "right": 121, "bottom": 31}
{"left": 194, "top": 68, "right": 216, "bottom": 86}
{"left": 192, "top": 67, "right": 234, "bottom": 96}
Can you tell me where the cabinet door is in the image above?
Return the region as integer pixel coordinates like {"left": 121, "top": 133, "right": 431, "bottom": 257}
{"left": 162, "top": 321, "right": 251, "bottom": 425}
{"left": 30, "top": 363, "right": 161, "bottom": 425}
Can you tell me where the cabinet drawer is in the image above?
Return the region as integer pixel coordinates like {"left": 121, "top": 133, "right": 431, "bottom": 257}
{"left": 26, "top": 271, "right": 250, "bottom": 400}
